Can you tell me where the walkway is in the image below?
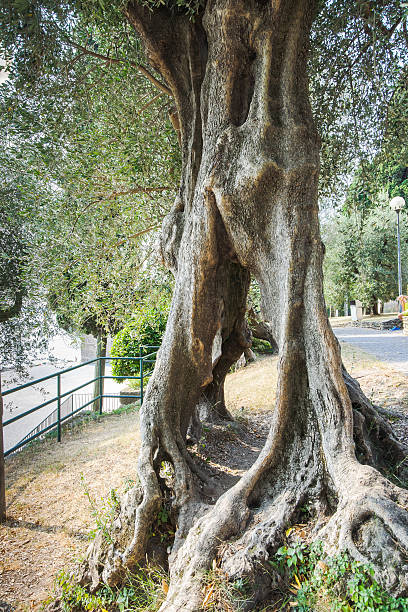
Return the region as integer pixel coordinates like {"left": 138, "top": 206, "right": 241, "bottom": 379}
{"left": 333, "top": 327, "right": 408, "bottom": 376}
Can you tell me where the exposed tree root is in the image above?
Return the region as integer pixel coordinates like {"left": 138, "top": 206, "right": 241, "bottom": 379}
{"left": 344, "top": 369, "right": 408, "bottom": 469}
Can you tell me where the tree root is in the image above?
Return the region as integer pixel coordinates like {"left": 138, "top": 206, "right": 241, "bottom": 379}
{"left": 79, "top": 419, "right": 209, "bottom": 590}
{"left": 344, "top": 369, "right": 407, "bottom": 470}
{"left": 317, "top": 464, "right": 408, "bottom": 595}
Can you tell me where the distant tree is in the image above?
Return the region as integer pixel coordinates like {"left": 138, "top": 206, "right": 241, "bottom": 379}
{"left": 324, "top": 160, "right": 408, "bottom": 314}
{"left": 323, "top": 207, "right": 408, "bottom": 313}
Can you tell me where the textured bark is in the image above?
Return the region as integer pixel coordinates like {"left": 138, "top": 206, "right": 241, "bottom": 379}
{"left": 79, "top": 1, "right": 408, "bottom": 608}
{"left": 247, "top": 305, "right": 278, "bottom": 352}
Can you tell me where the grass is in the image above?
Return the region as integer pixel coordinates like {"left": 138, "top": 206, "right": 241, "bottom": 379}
{"left": 1, "top": 409, "right": 141, "bottom": 609}
{"left": 225, "top": 355, "right": 279, "bottom": 419}
{"left": 52, "top": 565, "right": 169, "bottom": 612}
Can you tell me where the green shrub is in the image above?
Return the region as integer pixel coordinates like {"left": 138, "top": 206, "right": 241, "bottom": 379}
{"left": 56, "top": 565, "right": 167, "bottom": 611}
{"left": 251, "top": 337, "right": 273, "bottom": 353}
{"left": 110, "top": 305, "right": 168, "bottom": 381}
{"left": 270, "top": 541, "right": 408, "bottom": 611}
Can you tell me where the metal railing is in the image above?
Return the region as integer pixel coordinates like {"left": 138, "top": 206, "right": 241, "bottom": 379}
{"left": 1, "top": 346, "right": 159, "bottom": 459}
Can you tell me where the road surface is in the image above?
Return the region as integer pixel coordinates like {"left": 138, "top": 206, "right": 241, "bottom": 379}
{"left": 333, "top": 327, "right": 408, "bottom": 375}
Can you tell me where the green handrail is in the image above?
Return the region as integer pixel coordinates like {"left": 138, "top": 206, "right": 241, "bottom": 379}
{"left": 1, "top": 349, "right": 159, "bottom": 458}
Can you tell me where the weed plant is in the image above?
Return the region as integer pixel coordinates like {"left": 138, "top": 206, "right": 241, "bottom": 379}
{"left": 55, "top": 566, "right": 168, "bottom": 612}
{"left": 269, "top": 541, "right": 408, "bottom": 611}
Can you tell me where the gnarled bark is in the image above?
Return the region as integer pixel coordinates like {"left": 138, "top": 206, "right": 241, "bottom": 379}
{"left": 79, "top": 1, "right": 408, "bottom": 608}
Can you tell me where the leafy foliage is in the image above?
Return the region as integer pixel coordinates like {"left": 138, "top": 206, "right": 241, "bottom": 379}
{"left": 323, "top": 207, "right": 408, "bottom": 311}
{"left": 0, "top": 0, "right": 180, "bottom": 363}
{"left": 136, "top": 0, "right": 203, "bottom": 17}
{"left": 110, "top": 298, "right": 169, "bottom": 379}
{"left": 271, "top": 541, "right": 408, "bottom": 611}
{"left": 310, "top": 0, "right": 408, "bottom": 201}
{"left": 56, "top": 565, "right": 167, "bottom": 611}
{"left": 80, "top": 473, "right": 121, "bottom": 543}
{"left": 0, "top": 136, "right": 58, "bottom": 370}
{"left": 323, "top": 160, "right": 408, "bottom": 311}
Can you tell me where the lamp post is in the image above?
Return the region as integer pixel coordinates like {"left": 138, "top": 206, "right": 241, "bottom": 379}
{"left": 389, "top": 196, "right": 406, "bottom": 308}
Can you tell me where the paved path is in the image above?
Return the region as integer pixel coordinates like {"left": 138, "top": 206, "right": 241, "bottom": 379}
{"left": 2, "top": 361, "right": 126, "bottom": 454}
{"left": 333, "top": 327, "right": 408, "bottom": 375}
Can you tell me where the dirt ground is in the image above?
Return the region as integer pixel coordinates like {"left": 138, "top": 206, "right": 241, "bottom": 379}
{"left": 1, "top": 412, "right": 141, "bottom": 610}
{"left": 1, "top": 345, "right": 408, "bottom": 610}
{"left": 328, "top": 313, "right": 399, "bottom": 328}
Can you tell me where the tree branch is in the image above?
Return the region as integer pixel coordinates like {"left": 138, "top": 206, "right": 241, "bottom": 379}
{"left": 105, "top": 221, "right": 164, "bottom": 252}
{"left": 66, "top": 39, "right": 172, "bottom": 97}
{"left": 96, "top": 186, "right": 172, "bottom": 199}
{"left": 72, "top": 186, "right": 173, "bottom": 229}
{"left": 350, "top": 14, "right": 404, "bottom": 69}
{"left": 137, "top": 93, "right": 162, "bottom": 115}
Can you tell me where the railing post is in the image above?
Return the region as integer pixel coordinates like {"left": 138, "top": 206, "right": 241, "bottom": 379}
{"left": 99, "top": 357, "right": 103, "bottom": 415}
{"left": 140, "top": 347, "right": 144, "bottom": 406}
{"left": 0, "top": 371, "right": 6, "bottom": 522}
{"left": 57, "top": 374, "right": 61, "bottom": 442}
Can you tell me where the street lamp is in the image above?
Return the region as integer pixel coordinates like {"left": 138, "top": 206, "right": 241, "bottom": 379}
{"left": 389, "top": 196, "right": 406, "bottom": 307}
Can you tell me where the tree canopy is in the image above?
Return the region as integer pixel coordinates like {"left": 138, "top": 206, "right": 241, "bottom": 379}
{"left": 0, "top": 0, "right": 180, "bottom": 365}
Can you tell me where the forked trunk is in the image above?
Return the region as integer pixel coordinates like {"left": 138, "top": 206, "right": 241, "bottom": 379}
{"left": 80, "top": 1, "right": 408, "bottom": 608}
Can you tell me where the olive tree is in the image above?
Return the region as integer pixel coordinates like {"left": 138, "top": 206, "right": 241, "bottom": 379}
{"left": 76, "top": 1, "right": 408, "bottom": 609}
{"left": 2, "top": 0, "right": 408, "bottom": 608}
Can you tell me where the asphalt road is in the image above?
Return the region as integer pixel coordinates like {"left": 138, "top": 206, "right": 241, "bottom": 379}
{"left": 333, "top": 327, "right": 408, "bottom": 375}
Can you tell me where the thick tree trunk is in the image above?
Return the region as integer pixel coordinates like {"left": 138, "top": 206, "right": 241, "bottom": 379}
{"left": 79, "top": 1, "right": 408, "bottom": 608}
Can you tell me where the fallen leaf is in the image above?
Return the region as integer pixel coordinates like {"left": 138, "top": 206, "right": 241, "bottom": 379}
{"left": 294, "top": 574, "right": 302, "bottom": 588}
{"left": 317, "top": 560, "right": 328, "bottom": 572}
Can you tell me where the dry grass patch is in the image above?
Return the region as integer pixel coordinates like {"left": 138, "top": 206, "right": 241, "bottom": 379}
{"left": 225, "top": 355, "right": 279, "bottom": 419}
{"left": 225, "top": 345, "right": 408, "bottom": 417}
{"left": 1, "top": 410, "right": 141, "bottom": 610}
{"left": 341, "top": 342, "right": 408, "bottom": 412}
{"left": 329, "top": 313, "right": 399, "bottom": 328}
